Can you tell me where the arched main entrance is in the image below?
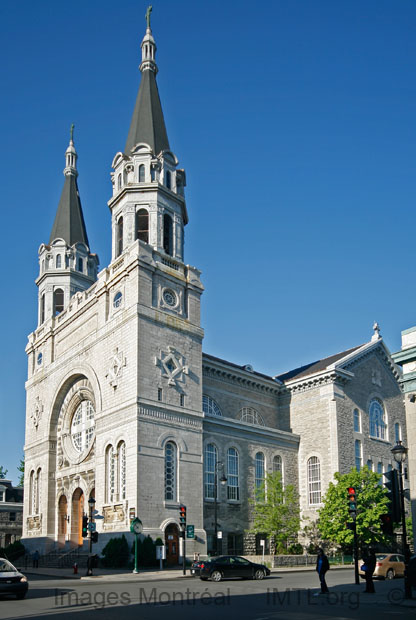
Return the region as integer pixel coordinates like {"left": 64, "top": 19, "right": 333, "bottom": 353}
{"left": 58, "top": 495, "right": 68, "bottom": 546}
{"left": 165, "top": 523, "right": 179, "bottom": 566}
{"left": 71, "top": 488, "right": 84, "bottom": 546}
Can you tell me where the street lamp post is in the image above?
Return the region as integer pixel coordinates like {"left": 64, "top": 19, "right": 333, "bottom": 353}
{"left": 391, "top": 440, "right": 412, "bottom": 600}
{"left": 86, "top": 496, "right": 96, "bottom": 576}
{"left": 213, "top": 461, "right": 227, "bottom": 556}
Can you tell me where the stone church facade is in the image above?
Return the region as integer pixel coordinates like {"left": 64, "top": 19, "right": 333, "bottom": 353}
{"left": 22, "top": 19, "right": 408, "bottom": 559}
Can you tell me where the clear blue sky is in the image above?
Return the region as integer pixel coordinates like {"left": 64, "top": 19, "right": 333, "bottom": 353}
{"left": 1, "top": 0, "right": 416, "bottom": 483}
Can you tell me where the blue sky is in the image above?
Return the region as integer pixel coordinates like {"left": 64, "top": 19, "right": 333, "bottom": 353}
{"left": 1, "top": 0, "right": 416, "bottom": 483}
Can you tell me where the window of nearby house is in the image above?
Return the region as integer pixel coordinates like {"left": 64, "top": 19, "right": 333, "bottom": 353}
{"left": 369, "top": 399, "right": 386, "bottom": 440}
{"left": 353, "top": 409, "right": 361, "bottom": 432}
{"left": 227, "top": 448, "right": 239, "bottom": 501}
{"left": 165, "top": 442, "right": 177, "bottom": 501}
{"left": 204, "top": 443, "right": 217, "bottom": 499}
{"left": 307, "top": 457, "right": 321, "bottom": 505}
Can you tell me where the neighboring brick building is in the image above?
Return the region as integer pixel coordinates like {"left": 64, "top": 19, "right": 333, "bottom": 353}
{"left": 22, "top": 17, "right": 408, "bottom": 558}
{"left": 0, "top": 480, "right": 23, "bottom": 548}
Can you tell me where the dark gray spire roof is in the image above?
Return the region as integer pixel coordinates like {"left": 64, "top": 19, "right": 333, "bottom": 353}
{"left": 49, "top": 173, "right": 89, "bottom": 247}
{"left": 124, "top": 67, "right": 170, "bottom": 156}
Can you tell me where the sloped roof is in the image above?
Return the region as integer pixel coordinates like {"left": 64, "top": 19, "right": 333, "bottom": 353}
{"left": 275, "top": 344, "right": 365, "bottom": 383}
{"left": 203, "top": 352, "right": 277, "bottom": 382}
{"left": 124, "top": 68, "right": 170, "bottom": 156}
{"left": 49, "top": 175, "right": 89, "bottom": 247}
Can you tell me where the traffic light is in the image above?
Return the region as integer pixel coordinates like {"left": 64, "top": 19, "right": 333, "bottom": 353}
{"left": 380, "top": 513, "right": 393, "bottom": 536}
{"left": 347, "top": 487, "right": 357, "bottom": 516}
{"left": 82, "top": 515, "right": 88, "bottom": 537}
{"left": 383, "top": 469, "right": 400, "bottom": 523}
{"left": 91, "top": 531, "right": 99, "bottom": 543}
{"left": 179, "top": 505, "right": 187, "bottom": 528}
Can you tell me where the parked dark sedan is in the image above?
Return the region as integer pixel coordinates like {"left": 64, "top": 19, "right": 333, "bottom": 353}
{"left": 0, "top": 558, "right": 29, "bottom": 599}
{"left": 194, "top": 555, "right": 270, "bottom": 581}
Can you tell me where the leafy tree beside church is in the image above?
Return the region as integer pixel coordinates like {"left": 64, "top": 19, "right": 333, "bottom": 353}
{"left": 318, "top": 467, "right": 390, "bottom": 549}
{"left": 249, "top": 471, "right": 300, "bottom": 553}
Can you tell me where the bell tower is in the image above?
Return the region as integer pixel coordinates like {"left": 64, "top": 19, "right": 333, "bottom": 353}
{"left": 36, "top": 128, "right": 99, "bottom": 325}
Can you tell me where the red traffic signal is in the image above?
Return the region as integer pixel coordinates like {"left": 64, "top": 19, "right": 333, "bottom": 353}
{"left": 179, "top": 505, "right": 187, "bottom": 527}
{"left": 347, "top": 487, "right": 357, "bottom": 514}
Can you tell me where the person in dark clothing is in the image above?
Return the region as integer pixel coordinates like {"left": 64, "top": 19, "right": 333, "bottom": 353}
{"left": 32, "top": 550, "right": 39, "bottom": 568}
{"left": 363, "top": 549, "right": 376, "bottom": 593}
{"left": 314, "top": 548, "right": 330, "bottom": 595}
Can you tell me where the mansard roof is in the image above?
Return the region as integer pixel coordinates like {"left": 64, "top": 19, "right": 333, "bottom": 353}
{"left": 124, "top": 52, "right": 170, "bottom": 156}
{"left": 49, "top": 168, "right": 89, "bottom": 247}
{"left": 275, "top": 345, "right": 364, "bottom": 383}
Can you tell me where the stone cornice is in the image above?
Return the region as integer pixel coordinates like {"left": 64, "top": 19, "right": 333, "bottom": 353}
{"left": 392, "top": 346, "right": 416, "bottom": 366}
{"left": 283, "top": 369, "right": 352, "bottom": 394}
{"left": 202, "top": 357, "right": 282, "bottom": 396}
{"left": 138, "top": 402, "right": 203, "bottom": 429}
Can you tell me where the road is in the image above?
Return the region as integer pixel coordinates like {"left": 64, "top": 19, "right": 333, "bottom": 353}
{"left": 0, "top": 568, "right": 414, "bottom": 620}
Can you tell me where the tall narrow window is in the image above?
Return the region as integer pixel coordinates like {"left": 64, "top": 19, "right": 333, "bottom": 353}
{"left": 139, "top": 164, "right": 145, "bottom": 182}
{"left": 106, "top": 446, "right": 115, "bottom": 503}
{"left": 29, "top": 471, "right": 34, "bottom": 514}
{"left": 273, "top": 455, "right": 283, "bottom": 483}
{"left": 35, "top": 468, "right": 41, "bottom": 514}
{"left": 54, "top": 288, "right": 64, "bottom": 315}
{"left": 117, "top": 173, "right": 122, "bottom": 189}
{"left": 163, "top": 213, "right": 173, "bottom": 255}
{"left": 204, "top": 443, "right": 217, "bottom": 499}
{"left": 118, "top": 442, "right": 126, "bottom": 501}
{"left": 367, "top": 459, "right": 373, "bottom": 471}
{"left": 56, "top": 254, "right": 61, "bottom": 268}
{"left": 78, "top": 257, "right": 83, "bottom": 272}
{"left": 227, "top": 448, "right": 239, "bottom": 500}
{"left": 255, "top": 452, "right": 265, "bottom": 489}
{"left": 136, "top": 209, "right": 149, "bottom": 243}
{"left": 164, "top": 442, "right": 177, "bottom": 501}
{"left": 377, "top": 462, "right": 383, "bottom": 485}
{"left": 165, "top": 170, "right": 171, "bottom": 189}
{"left": 355, "top": 439, "right": 362, "bottom": 471}
{"left": 116, "top": 217, "right": 123, "bottom": 257}
{"left": 40, "top": 294, "right": 45, "bottom": 324}
{"left": 369, "top": 399, "right": 386, "bottom": 440}
{"left": 307, "top": 457, "right": 321, "bottom": 505}
{"left": 353, "top": 409, "right": 360, "bottom": 432}
{"left": 394, "top": 422, "right": 401, "bottom": 443}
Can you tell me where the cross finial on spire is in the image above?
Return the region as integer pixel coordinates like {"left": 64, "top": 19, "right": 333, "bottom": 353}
{"left": 145, "top": 5, "right": 152, "bottom": 29}
{"left": 372, "top": 321, "right": 381, "bottom": 341}
{"left": 70, "top": 123, "right": 74, "bottom": 142}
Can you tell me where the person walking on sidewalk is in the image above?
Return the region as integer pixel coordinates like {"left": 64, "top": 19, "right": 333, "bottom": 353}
{"left": 362, "top": 549, "right": 376, "bottom": 593}
{"left": 32, "top": 550, "right": 39, "bottom": 568}
{"left": 314, "top": 548, "right": 330, "bottom": 595}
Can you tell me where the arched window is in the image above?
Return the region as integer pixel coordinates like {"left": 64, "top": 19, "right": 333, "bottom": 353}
{"left": 255, "top": 452, "right": 265, "bottom": 489}
{"left": 53, "top": 288, "right": 64, "bottom": 315}
{"left": 56, "top": 254, "right": 61, "bottom": 268}
{"left": 116, "top": 217, "right": 123, "bottom": 257}
{"left": 239, "top": 407, "right": 265, "bottom": 426}
{"left": 227, "top": 448, "right": 239, "bottom": 500}
{"left": 273, "top": 455, "right": 282, "bottom": 481}
{"left": 394, "top": 422, "right": 401, "bottom": 443}
{"left": 106, "top": 446, "right": 115, "bottom": 503}
{"left": 377, "top": 461, "right": 383, "bottom": 484}
{"left": 139, "top": 164, "right": 145, "bottom": 183}
{"left": 34, "top": 468, "right": 41, "bottom": 515}
{"left": 355, "top": 439, "right": 362, "bottom": 471}
{"left": 136, "top": 209, "right": 149, "bottom": 243}
{"left": 113, "top": 292, "right": 122, "bottom": 309}
{"left": 40, "top": 294, "right": 45, "bottom": 324}
{"left": 165, "top": 170, "right": 171, "bottom": 189}
{"left": 29, "top": 471, "right": 34, "bottom": 514}
{"left": 202, "top": 395, "right": 222, "bottom": 417}
{"left": 353, "top": 409, "right": 360, "bottom": 432}
{"left": 163, "top": 213, "right": 173, "bottom": 255}
{"left": 367, "top": 459, "right": 373, "bottom": 471}
{"left": 204, "top": 443, "right": 217, "bottom": 499}
{"left": 307, "top": 457, "right": 321, "bottom": 505}
{"left": 117, "top": 173, "right": 122, "bottom": 190}
{"left": 369, "top": 399, "right": 386, "bottom": 440}
{"left": 118, "top": 441, "right": 126, "bottom": 501}
{"left": 164, "top": 441, "right": 177, "bottom": 501}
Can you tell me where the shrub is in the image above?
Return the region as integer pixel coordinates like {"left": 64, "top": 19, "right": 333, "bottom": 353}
{"left": 0, "top": 540, "right": 25, "bottom": 562}
{"left": 287, "top": 543, "right": 303, "bottom": 555}
{"left": 101, "top": 535, "right": 130, "bottom": 568}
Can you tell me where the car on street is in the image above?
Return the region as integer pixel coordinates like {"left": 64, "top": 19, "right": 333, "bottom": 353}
{"left": 193, "top": 555, "right": 270, "bottom": 581}
{"left": 0, "top": 558, "right": 29, "bottom": 599}
{"left": 359, "top": 553, "right": 405, "bottom": 580}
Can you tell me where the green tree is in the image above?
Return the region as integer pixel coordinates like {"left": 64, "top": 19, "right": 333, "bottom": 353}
{"left": 318, "top": 467, "right": 390, "bottom": 549}
{"left": 17, "top": 456, "right": 25, "bottom": 487}
{"left": 249, "top": 471, "right": 300, "bottom": 553}
{"left": 0, "top": 466, "right": 8, "bottom": 479}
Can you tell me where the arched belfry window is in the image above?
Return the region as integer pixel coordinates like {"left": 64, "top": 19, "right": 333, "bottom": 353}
{"left": 54, "top": 288, "right": 64, "bottom": 315}
{"left": 136, "top": 209, "right": 149, "bottom": 243}
{"left": 139, "top": 164, "right": 145, "bottom": 183}
{"left": 165, "top": 170, "right": 171, "bottom": 190}
{"left": 40, "top": 294, "right": 45, "bottom": 324}
{"left": 116, "top": 217, "right": 123, "bottom": 257}
{"left": 56, "top": 254, "right": 61, "bottom": 268}
{"left": 163, "top": 213, "right": 173, "bottom": 256}
{"left": 164, "top": 441, "right": 177, "bottom": 501}
{"left": 117, "top": 173, "right": 122, "bottom": 190}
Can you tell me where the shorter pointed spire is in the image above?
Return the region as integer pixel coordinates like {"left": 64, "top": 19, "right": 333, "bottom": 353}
{"left": 49, "top": 130, "right": 89, "bottom": 247}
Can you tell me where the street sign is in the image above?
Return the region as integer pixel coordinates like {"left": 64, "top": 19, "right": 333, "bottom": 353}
{"left": 88, "top": 522, "right": 96, "bottom": 532}
{"left": 217, "top": 531, "right": 222, "bottom": 539}
{"left": 186, "top": 525, "right": 195, "bottom": 539}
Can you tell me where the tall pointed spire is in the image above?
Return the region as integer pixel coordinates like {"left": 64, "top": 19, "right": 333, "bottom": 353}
{"left": 124, "top": 8, "right": 170, "bottom": 155}
{"left": 49, "top": 126, "right": 89, "bottom": 247}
